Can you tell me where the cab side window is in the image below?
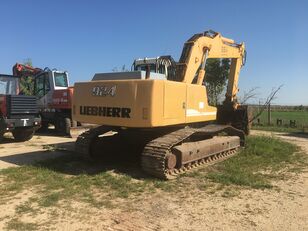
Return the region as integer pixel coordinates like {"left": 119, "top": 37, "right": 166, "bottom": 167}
{"left": 35, "top": 73, "right": 50, "bottom": 98}
{"left": 45, "top": 75, "right": 50, "bottom": 93}
{"left": 35, "top": 74, "right": 44, "bottom": 98}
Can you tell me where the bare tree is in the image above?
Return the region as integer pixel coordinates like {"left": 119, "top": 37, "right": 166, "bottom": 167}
{"left": 240, "top": 87, "right": 259, "bottom": 105}
{"left": 112, "top": 65, "right": 129, "bottom": 72}
{"left": 249, "top": 85, "right": 283, "bottom": 123}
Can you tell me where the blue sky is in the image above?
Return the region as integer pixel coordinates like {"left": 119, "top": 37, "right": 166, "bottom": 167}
{"left": 0, "top": 0, "right": 307, "bottom": 105}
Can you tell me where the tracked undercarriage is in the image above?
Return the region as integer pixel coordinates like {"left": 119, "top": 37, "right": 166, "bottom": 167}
{"left": 75, "top": 124, "right": 245, "bottom": 179}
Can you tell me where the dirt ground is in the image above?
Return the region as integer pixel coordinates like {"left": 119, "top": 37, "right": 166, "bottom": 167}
{"left": 0, "top": 130, "right": 307, "bottom": 231}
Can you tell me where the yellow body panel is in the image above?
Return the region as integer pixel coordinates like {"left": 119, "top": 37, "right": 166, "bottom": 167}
{"left": 72, "top": 79, "right": 217, "bottom": 128}
{"left": 72, "top": 32, "right": 245, "bottom": 129}
{"left": 163, "top": 81, "right": 186, "bottom": 122}
{"left": 186, "top": 84, "right": 217, "bottom": 123}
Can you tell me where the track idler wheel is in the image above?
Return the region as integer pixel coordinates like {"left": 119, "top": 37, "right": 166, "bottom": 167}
{"left": 165, "top": 153, "right": 177, "bottom": 169}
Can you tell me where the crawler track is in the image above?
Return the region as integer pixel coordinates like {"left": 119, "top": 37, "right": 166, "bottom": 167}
{"left": 141, "top": 125, "right": 244, "bottom": 179}
{"left": 75, "top": 125, "right": 112, "bottom": 158}
{"left": 75, "top": 124, "right": 245, "bottom": 179}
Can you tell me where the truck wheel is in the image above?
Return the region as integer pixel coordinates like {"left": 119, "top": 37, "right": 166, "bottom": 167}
{"left": 64, "top": 117, "right": 71, "bottom": 135}
{"left": 71, "top": 120, "right": 77, "bottom": 128}
{"left": 0, "top": 132, "right": 4, "bottom": 142}
{"left": 42, "top": 121, "right": 49, "bottom": 130}
{"left": 55, "top": 116, "right": 71, "bottom": 135}
{"left": 12, "top": 128, "right": 34, "bottom": 142}
{"left": 38, "top": 121, "right": 49, "bottom": 132}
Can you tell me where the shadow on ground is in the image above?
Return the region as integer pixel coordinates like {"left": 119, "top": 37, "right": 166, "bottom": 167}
{"left": 0, "top": 136, "right": 24, "bottom": 144}
{"left": 280, "top": 132, "right": 308, "bottom": 139}
{"left": 0, "top": 149, "right": 68, "bottom": 166}
{"left": 1, "top": 128, "right": 72, "bottom": 143}
{"left": 35, "top": 128, "right": 70, "bottom": 137}
{"left": 0, "top": 137, "right": 149, "bottom": 180}
{"left": 35, "top": 152, "right": 148, "bottom": 180}
{"left": 0, "top": 138, "right": 75, "bottom": 166}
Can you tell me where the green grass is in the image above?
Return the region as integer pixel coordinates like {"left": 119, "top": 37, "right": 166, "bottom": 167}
{"left": 256, "top": 110, "right": 308, "bottom": 125}
{"left": 0, "top": 135, "right": 306, "bottom": 229}
{"left": 15, "top": 201, "right": 36, "bottom": 214}
{"left": 42, "top": 144, "right": 67, "bottom": 151}
{"left": 252, "top": 125, "right": 302, "bottom": 133}
{"left": 253, "top": 110, "right": 308, "bottom": 132}
{"left": 6, "top": 218, "right": 38, "bottom": 231}
{"left": 206, "top": 136, "right": 305, "bottom": 188}
{"left": 0, "top": 136, "right": 305, "bottom": 198}
{"left": 0, "top": 154, "right": 176, "bottom": 211}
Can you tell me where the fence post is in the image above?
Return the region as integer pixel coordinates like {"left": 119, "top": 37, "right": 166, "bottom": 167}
{"left": 290, "top": 120, "right": 296, "bottom": 128}
{"left": 276, "top": 119, "right": 282, "bottom": 126}
{"left": 267, "top": 103, "right": 271, "bottom": 125}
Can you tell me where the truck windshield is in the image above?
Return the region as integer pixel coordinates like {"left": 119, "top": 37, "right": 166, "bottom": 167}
{"left": 54, "top": 72, "right": 68, "bottom": 87}
{"left": 0, "top": 75, "right": 19, "bottom": 95}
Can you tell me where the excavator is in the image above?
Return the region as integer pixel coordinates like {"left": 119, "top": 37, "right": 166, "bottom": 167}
{"left": 72, "top": 30, "right": 250, "bottom": 179}
{"left": 12, "top": 63, "right": 75, "bottom": 135}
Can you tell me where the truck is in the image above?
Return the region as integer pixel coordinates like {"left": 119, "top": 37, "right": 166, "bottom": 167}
{"left": 12, "top": 64, "right": 76, "bottom": 135}
{"left": 0, "top": 74, "right": 41, "bottom": 142}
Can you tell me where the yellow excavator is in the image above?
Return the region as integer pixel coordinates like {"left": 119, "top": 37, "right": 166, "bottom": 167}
{"left": 72, "top": 30, "right": 250, "bottom": 179}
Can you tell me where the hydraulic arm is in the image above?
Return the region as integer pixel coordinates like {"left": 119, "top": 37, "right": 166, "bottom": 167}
{"left": 12, "top": 63, "right": 42, "bottom": 77}
{"left": 176, "top": 30, "right": 246, "bottom": 108}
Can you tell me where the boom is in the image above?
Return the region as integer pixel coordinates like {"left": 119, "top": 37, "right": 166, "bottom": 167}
{"left": 12, "top": 63, "right": 43, "bottom": 77}
{"left": 177, "top": 30, "right": 246, "bottom": 108}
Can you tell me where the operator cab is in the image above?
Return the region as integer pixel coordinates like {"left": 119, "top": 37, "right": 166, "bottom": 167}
{"left": 92, "top": 56, "right": 177, "bottom": 81}
{"left": 0, "top": 75, "right": 20, "bottom": 95}
{"left": 34, "top": 70, "right": 69, "bottom": 98}
{"left": 132, "top": 56, "right": 176, "bottom": 80}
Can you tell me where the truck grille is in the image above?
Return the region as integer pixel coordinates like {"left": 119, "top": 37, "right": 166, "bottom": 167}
{"left": 7, "top": 95, "right": 38, "bottom": 115}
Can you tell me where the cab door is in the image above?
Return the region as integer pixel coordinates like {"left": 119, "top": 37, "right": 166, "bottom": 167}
{"left": 35, "top": 73, "right": 50, "bottom": 110}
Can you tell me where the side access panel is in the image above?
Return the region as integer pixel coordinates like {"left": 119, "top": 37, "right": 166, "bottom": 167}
{"left": 185, "top": 84, "right": 217, "bottom": 123}
{"left": 162, "top": 81, "right": 186, "bottom": 125}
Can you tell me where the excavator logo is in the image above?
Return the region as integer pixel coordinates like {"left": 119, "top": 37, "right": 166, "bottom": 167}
{"left": 92, "top": 86, "right": 116, "bottom": 97}
{"left": 79, "top": 106, "right": 131, "bottom": 118}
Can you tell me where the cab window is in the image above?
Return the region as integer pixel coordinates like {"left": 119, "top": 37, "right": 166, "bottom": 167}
{"left": 35, "top": 73, "right": 50, "bottom": 98}
{"left": 54, "top": 72, "right": 68, "bottom": 87}
{"left": 135, "top": 64, "right": 157, "bottom": 73}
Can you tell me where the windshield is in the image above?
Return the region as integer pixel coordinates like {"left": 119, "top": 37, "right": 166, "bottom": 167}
{"left": 54, "top": 72, "right": 68, "bottom": 87}
{"left": 0, "top": 75, "right": 19, "bottom": 95}
{"left": 134, "top": 64, "right": 157, "bottom": 73}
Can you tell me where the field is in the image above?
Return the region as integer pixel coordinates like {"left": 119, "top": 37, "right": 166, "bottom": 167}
{"left": 252, "top": 109, "right": 308, "bottom": 132}
{"left": 0, "top": 132, "right": 307, "bottom": 230}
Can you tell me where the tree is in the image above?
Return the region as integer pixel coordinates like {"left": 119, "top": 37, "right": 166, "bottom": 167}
{"left": 19, "top": 58, "right": 35, "bottom": 95}
{"left": 239, "top": 87, "right": 259, "bottom": 104}
{"left": 249, "top": 85, "right": 283, "bottom": 123}
{"left": 204, "top": 58, "right": 230, "bottom": 106}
